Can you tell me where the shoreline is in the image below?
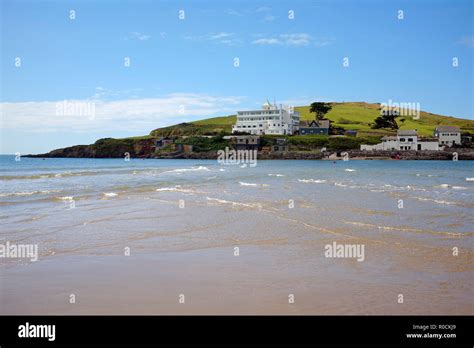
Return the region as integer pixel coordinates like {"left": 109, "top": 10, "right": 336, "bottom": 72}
{"left": 24, "top": 149, "right": 474, "bottom": 160}
{"left": 2, "top": 157, "right": 473, "bottom": 315}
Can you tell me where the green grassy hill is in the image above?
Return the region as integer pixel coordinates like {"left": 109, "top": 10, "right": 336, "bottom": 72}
{"left": 297, "top": 102, "right": 474, "bottom": 137}
{"left": 36, "top": 102, "right": 474, "bottom": 157}
{"left": 150, "top": 115, "right": 236, "bottom": 137}
{"left": 148, "top": 102, "right": 474, "bottom": 138}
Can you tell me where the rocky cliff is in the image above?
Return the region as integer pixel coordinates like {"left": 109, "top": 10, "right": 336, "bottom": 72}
{"left": 27, "top": 138, "right": 156, "bottom": 158}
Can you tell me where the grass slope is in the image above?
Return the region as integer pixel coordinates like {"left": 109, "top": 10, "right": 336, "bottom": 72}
{"left": 296, "top": 102, "right": 474, "bottom": 137}
{"left": 146, "top": 102, "right": 473, "bottom": 138}
{"left": 149, "top": 115, "right": 235, "bottom": 137}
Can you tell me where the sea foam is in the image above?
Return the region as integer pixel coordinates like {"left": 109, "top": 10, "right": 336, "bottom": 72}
{"left": 298, "top": 179, "right": 326, "bottom": 183}
{"left": 163, "top": 166, "right": 210, "bottom": 174}
{"left": 239, "top": 182, "right": 268, "bottom": 187}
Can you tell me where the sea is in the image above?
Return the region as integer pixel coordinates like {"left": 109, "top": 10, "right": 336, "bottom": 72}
{"left": 1, "top": 155, "right": 473, "bottom": 314}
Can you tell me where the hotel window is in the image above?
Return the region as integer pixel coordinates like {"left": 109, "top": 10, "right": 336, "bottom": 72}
{"left": 400, "top": 138, "right": 405, "bottom": 142}
{"left": 408, "top": 138, "right": 413, "bottom": 142}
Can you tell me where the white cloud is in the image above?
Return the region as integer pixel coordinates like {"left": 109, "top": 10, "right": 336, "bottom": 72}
{"left": 226, "top": 9, "right": 242, "bottom": 16}
{"left": 252, "top": 38, "right": 280, "bottom": 45}
{"left": 314, "top": 38, "right": 334, "bottom": 47}
{"left": 209, "top": 32, "right": 234, "bottom": 40}
{"left": 0, "top": 93, "right": 246, "bottom": 133}
{"left": 458, "top": 36, "right": 474, "bottom": 47}
{"left": 254, "top": 6, "right": 275, "bottom": 21}
{"left": 183, "top": 32, "right": 240, "bottom": 45}
{"left": 91, "top": 86, "right": 144, "bottom": 100}
{"left": 182, "top": 32, "right": 327, "bottom": 47}
{"left": 124, "top": 32, "right": 151, "bottom": 41}
{"left": 252, "top": 33, "right": 321, "bottom": 47}
{"left": 255, "top": 6, "right": 271, "bottom": 12}
{"left": 280, "top": 34, "right": 311, "bottom": 46}
{"left": 263, "top": 14, "right": 276, "bottom": 22}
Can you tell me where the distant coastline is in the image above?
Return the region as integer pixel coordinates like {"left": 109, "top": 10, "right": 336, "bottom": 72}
{"left": 25, "top": 149, "right": 474, "bottom": 160}
{"left": 24, "top": 102, "right": 474, "bottom": 160}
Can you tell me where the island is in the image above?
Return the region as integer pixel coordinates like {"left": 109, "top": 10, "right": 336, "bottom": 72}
{"left": 26, "top": 101, "right": 474, "bottom": 160}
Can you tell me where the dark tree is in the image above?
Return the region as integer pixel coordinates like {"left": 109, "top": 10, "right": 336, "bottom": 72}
{"left": 309, "top": 102, "right": 332, "bottom": 120}
{"left": 371, "top": 109, "right": 400, "bottom": 130}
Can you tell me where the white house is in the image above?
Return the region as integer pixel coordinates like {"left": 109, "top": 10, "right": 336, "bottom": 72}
{"left": 361, "top": 130, "right": 439, "bottom": 151}
{"left": 232, "top": 102, "right": 300, "bottom": 135}
{"left": 397, "top": 130, "right": 418, "bottom": 150}
{"left": 380, "top": 136, "right": 398, "bottom": 150}
{"left": 434, "top": 126, "right": 461, "bottom": 147}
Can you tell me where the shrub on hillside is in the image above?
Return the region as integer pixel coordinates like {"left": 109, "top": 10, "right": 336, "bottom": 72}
{"left": 175, "top": 136, "right": 229, "bottom": 152}
{"left": 92, "top": 138, "right": 135, "bottom": 157}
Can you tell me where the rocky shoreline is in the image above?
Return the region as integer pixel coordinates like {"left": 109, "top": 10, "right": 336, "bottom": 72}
{"left": 155, "top": 149, "right": 474, "bottom": 160}
{"left": 26, "top": 148, "right": 474, "bottom": 160}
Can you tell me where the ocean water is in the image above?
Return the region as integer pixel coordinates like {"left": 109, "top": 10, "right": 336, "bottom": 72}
{"left": 1, "top": 155, "right": 473, "bottom": 314}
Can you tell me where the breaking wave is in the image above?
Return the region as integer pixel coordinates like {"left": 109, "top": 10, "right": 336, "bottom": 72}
{"left": 0, "top": 190, "right": 61, "bottom": 197}
{"left": 298, "top": 179, "right": 326, "bottom": 183}
{"left": 155, "top": 185, "right": 196, "bottom": 194}
{"left": 206, "top": 197, "right": 261, "bottom": 209}
{"left": 162, "top": 166, "right": 210, "bottom": 174}
{"left": 239, "top": 182, "right": 268, "bottom": 187}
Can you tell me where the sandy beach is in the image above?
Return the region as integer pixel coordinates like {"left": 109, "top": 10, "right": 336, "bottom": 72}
{"left": 1, "top": 157, "right": 473, "bottom": 314}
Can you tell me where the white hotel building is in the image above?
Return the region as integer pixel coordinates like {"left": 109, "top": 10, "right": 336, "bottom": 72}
{"left": 232, "top": 102, "right": 300, "bottom": 135}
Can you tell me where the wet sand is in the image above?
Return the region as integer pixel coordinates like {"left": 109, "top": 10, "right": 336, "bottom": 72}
{"left": 1, "top": 159, "right": 473, "bottom": 315}
{"left": 1, "top": 192, "right": 473, "bottom": 315}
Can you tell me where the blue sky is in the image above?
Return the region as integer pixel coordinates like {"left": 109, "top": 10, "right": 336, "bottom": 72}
{"left": 1, "top": 0, "right": 472, "bottom": 154}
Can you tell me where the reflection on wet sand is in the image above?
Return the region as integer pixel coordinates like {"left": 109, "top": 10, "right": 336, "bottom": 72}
{"left": 1, "top": 159, "right": 473, "bottom": 314}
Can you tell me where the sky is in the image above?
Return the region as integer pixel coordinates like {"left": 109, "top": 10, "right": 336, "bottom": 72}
{"left": 1, "top": 0, "right": 473, "bottom": 154}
